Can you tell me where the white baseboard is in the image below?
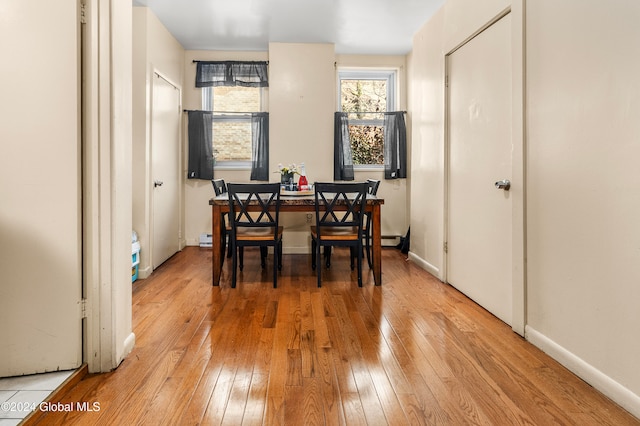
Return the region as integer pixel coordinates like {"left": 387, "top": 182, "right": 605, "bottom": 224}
{"left": 118, "top": 332, "right": 136, "bottom": 367}
{"left": 407, "top": 251, "right": 441, "bottom": 279}
{"left": 137, "top": 265, "right": 152, "bottom": 280}
{"left": 186, "top": 238, "right": 200, "bottom": 246}
{"left": 526, "top": 326, "right": 640, "bottom": 419}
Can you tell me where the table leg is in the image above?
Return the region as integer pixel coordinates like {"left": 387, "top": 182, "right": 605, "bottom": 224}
{"left": 371, "top": 203, "right": 382, "bottom": 286}
{"left": 212, "top": 204, "right": 222, "bottom": 286}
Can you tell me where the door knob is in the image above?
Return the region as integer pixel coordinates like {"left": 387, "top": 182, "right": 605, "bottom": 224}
{"left": 495, "top": 179, "right": 510, "bottom": 190}
{"left": 154, "top": 180, "right": 164, "bottom": 188}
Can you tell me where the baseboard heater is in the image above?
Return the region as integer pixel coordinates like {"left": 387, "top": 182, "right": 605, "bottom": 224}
{"left": 199, "top": 233, "right": 212, "bottom": 248}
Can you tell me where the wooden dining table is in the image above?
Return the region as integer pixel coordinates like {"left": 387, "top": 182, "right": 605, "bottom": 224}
{"left": 209, "top": 191, "right": 384, "bottom": 286}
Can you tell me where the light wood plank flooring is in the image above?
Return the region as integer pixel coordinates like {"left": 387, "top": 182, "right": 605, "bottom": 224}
{"left": 29, "top": 247, "right": 638, "bottom": 425}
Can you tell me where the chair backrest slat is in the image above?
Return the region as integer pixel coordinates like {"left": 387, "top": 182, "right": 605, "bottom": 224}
{"left": 366, "top": 179, "right": 380, "bottom": 196}
{"left": 212, "top": 179, "right": 227, "bottom": 196}
{"left": 314, "top": 182, "right": 367, "bottom": 230}
{"left": 227, "top": 183, "right": 281, "bottom": 239}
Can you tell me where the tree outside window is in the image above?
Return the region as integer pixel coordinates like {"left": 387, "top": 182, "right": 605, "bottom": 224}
{"left": 339, "top": 70, "right": 397, "bottom": 166}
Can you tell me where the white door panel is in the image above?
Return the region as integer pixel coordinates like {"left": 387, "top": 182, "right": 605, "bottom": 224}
{"left": 151, "top": 75, "right": 181, "bottom": 269}
{"left": 447, "top": 14, "right": 512, "bottom": 325}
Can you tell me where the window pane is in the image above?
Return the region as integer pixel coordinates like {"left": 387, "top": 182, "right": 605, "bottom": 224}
{"left": 210, "top": 86, "right": 261, "bottom": 162}
{"left": 340, "top": 79, "right": 387, "bottom": 114}
{"left": 340, "top": 76, "right": 389, "bottom": 165}
{"left": 213, "top": 120, "right": 252, "bottom": 161}
{"left": 214, "top": 86, "right": 260, "bottom": 112}
{"left": 349, "top": 124, "right": 384, "bottom": 165}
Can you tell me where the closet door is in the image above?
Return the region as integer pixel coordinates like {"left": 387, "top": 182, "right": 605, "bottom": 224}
{"left": 447, "top": 13, "right": 513, "bottom": 325}
{"left": 151, "top": 74, "right": 181, "bottom": 269}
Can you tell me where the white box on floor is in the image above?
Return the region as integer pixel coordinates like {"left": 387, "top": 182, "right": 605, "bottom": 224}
{"left": 199, "top": 233, "right": 212, "bottom": 248}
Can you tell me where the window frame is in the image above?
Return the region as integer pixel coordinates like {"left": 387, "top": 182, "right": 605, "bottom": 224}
{"left": 337, "top": 68, "right": 398, "bottom": 169}
{"left": 202, "top": 86, "right": 266, "bottom": 169}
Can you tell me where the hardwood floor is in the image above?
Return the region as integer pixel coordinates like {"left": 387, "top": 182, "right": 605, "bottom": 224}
{"left": 30, "top": 247, "right": 638, "bottom": 425}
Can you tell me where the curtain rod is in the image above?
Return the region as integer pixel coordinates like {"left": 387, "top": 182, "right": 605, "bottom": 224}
{"left": 192, "top": 60, "right": 269, "bottom": 64}
{"left": 183, "top": 109, "right": 402, "bottom": 114}
{"left": 183, "top": 109, "right": 266, "bottom": 114}
{"left": 344, "top": 111, "right": 407, "bottom": 114}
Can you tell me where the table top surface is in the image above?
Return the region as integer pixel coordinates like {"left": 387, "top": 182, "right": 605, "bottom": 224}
{"left": 210, "top": 192, "right": 384, "bottom": 206}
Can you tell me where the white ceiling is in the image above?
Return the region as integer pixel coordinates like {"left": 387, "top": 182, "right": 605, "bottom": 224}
{"left": 132, "top": 0, "right": 444, "bottom": 55}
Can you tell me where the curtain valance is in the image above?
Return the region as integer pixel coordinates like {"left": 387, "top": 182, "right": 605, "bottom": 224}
{"left": 195, "top": 61, "right": 269, "bottom": 88}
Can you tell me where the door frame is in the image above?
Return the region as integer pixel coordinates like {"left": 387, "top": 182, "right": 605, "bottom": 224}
{"left": 443, "top": 4, "right": 527, "bottom": 335}
{"left": 83, "top": 0, "right": 136, "bottom": 373}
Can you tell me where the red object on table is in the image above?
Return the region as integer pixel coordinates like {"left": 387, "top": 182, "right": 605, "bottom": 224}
{"left": 298, "top": 175, "right": 308, "bottom": 190}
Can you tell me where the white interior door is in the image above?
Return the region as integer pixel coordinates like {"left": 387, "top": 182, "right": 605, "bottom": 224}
{"left": 0, "top": 0, "right": 82, "bottom": 376}
{"left": 151, "top": 74, "right": 181, "bottom": 269}
{"left": 447, "top": 14, "right": 513, "bottom": 325}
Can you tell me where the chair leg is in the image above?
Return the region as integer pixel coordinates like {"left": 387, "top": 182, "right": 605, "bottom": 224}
{"left": 277, "top": 241, "right": 283, "bottom": 271}
{"left": 324, "top": 246, "right": 331, "bottom": 268}
{"left": 311, "top": 239, "right": 316, "bottom": 270}
{"left": 227, "top": 236, "right": 233, "bottom": 259}
{"left": 224, "top": 214, "right": 232, "bottom": 258}
{"left": 365, "top": 231, "right": 373, "bottom": 269}
{"left": 260, "top": 247, "right": 267, "bottom": 269}
{"left": 239, "top": 247, "right": 244, "bottom": 271}
{"left": 350, "top": 247, "right": 355, "bottom": 270}
{"left": 316, "top": 242, "right": 322, "bottom": 287}
{"left": 357, "top": 243, "right": 363, "bottom": 287}
{"left": 273, "top": 244, "right": 278, "bottom": 288}
{"left": 220, "top": 233, "right": 226, "bottom": 268}
{"left": 231, "top": 245, "right": 238, "bottom": 288}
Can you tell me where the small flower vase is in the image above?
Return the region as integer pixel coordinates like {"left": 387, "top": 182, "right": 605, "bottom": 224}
{"left": 281, "top": 172, "right": 294, "bottom": 189}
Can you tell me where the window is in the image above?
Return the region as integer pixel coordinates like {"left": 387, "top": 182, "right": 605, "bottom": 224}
{"left": 202, "top": 85, "right": 265, "bottom": 166}
{"left": 338, "top": 70, "right": 397, "bottom": 166}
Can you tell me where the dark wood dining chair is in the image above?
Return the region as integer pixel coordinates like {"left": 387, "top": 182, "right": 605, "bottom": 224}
{"left": 211, "top": 179, "right": 232, "bottom": 264}
{"left": 310, "top": 182, "right": 367, "bottom": 287}
{"left": 212, "top": 178, "right": 227, "bottom": 196}
{"left": 363, "top": 179, "right": 381, "bottom": 268}
{"left": 323, "top": 178, "right": 380, "bottom": 270}
{"left": 227, "top": 183, "right": 283, "bottom": 288}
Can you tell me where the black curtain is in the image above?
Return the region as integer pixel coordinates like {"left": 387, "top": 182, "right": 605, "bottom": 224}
{"left": 196, "top": 61, "right": 269, "bottom": 88}
{"left": 250, "top": 112, "right": 269, "bottom": 181}
{"left": 333, "top": 112, "right": 354, "bottom": 181}
{"left": 384, "top": 112, "right": 407, "bottom": 179}
{"left": 187, "top": 111, "right": 214, "bottom": 180}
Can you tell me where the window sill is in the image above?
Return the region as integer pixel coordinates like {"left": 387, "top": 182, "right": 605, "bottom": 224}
{"left": 354, "top": 165, "right": 384, "bottom": 172}
{"left": 215, "top": 161, "right": 251, "bottom": 171}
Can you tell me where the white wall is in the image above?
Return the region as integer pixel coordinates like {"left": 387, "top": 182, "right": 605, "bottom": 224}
{"left": 133, "top": 7, "right": 185, "bottom": 279}
{"left": 525, "top": 0, "right": 640, "bottom": 414}
{"left": 0, "top": 0, "right": 82, "bottom": 376}
{"left": 268, "top": 43, "right": 336, "bottom": 252}
{"left": 409, "top": 0, "right": 640, "bottom": 416}
{"left": 407, "top": 6, "right": 446, "bottom": 276}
